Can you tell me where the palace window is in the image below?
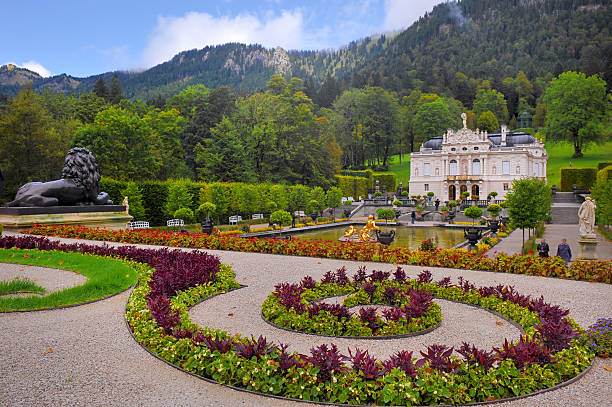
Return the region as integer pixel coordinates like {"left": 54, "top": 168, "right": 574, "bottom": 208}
{"left": 534, "top": 163, "right": 540, "bottom": 177}
{"left": 502, "top": 161, "right": 510, "bottom": 175}
{"left": 424, "top": 163, "right": 431, "bottom": 176}
{"left": 451, "top": 148, "right": 456, "bottom": 151}
{"left": 472, "top": 159, "right": 481, "bottom": 175}
{"left": 435, "top": 167, "right": 439, "bottom": 175}
{"left": 474, "top": 146, "right": 479, "bottom": 150}
{"left": 449, "top": 160, "right": 458, "bottom": 175}
{"left": 503, "top": 183, "right": 509, "bottom": 191}
{"left": 424, "top": 184, "right": 429, "bottom": 191}
{"left": 516, "top": 165, "right": 521, "bottom": 174}
{"left": 492, "top": 166, "right": 497, "bottom": 174}
{"left": 462, "top": 147, "right": 468, "bottom": 151}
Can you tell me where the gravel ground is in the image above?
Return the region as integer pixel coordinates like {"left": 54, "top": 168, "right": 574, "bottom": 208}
{"left": 0, "top": 233, "right": 610, "bottom": 407}
{"left": 0, "top": 263, "right": 87, "bottom": 294}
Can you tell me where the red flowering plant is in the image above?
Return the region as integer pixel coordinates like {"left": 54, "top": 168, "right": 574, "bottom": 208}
{"left": 28, "top": 224, "right": 612, "bottom": 283}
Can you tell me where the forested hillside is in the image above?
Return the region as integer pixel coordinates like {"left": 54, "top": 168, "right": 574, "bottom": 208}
{"left": 1, "top": 0, "right": 609, "bottom": 101}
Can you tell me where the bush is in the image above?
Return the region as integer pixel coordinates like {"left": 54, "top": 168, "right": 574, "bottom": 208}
{"left": 270, "top": 210, "right": 292, "bottom": 226}
{"left": 343, "top": 200, "right": 353, "bottom": 205}
{"left": 370, "top": 173, "right": 396, "bottom": 192}
{"left": 448, "top": 200, "right": 458, "bottom": 208}
{"left": 100, "top": 177, "right": 127, "bottom": 205}
{"left": 376, "top": 208, "right": 395, "bottom": 222}
{"left": 139, "top": 181, "right": 169, "bottom": 226}
{"left": 401, "top": 190, "right": 409, "bottom": 196}
{"left": 121, "top": 182, "right": 146, "bottom": 221}
{"left": 307, "top": 199, "right": 322, "bottom": 214}
{"left": 197, "top": 202, "right": 216, "bottom": 221}
{"left": 336, "top": 175, "right": 368, "bottom": 200}
{"left": 173, "top": 208, "right": 194, "bottom": 223}
{"left": 559, "top": 168, "right": 598, "bottom": 191}
{"left": 393, "top": 199, "right": 402, "bottom": 206}
{"left": 427, "top": 192, "right": 434, "bottom": 197}
{"left": 374, "top": 191, "right": 383, "bottom": 197}
{"left": 440, "top": 206, "right": 449, "bottom": 213}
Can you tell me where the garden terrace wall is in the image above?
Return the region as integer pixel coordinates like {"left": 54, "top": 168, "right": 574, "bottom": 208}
{"left": 28, "top": 224, "right": 612, "bottom": 284}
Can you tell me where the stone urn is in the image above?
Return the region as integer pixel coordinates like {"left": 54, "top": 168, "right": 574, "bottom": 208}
{"left": 464, "top": 228, "right": 482, "bottom": 251}
{"left": 310, "top": 212, "right": 319, "bottom": 222}
{"left": 201, "top": 217, "right": 214, "bottom": 235}
{"left": 487, "top": 219, "right": 500, "bottom": 237}
{"left": 447, "top": 210, "right": 456, "bottom": 224}
{"left": 376, "top": 229, "right": 396, "bottom": 245}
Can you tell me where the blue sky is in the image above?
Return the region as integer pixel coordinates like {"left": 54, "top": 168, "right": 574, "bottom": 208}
{"left": 2, "top": 0, "right": 446, "bottom": 78}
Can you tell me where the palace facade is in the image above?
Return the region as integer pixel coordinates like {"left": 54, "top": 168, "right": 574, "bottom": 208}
{"left": 408, "top": 114, "right": 547, "bottom": 201}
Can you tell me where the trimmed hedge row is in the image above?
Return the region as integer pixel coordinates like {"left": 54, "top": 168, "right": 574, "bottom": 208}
{"left": 335, "top": 172, "right": 397, "bottom": 198}
{"left": 559, "top": 168, "right": 598, "bottom": 191}
{"left": 596, "top": 167, "right": 612, "bottom": 186}
{"left": 597, "top": 162, "right": 612, "bottom": 170}
{"left": 336, "top": 175, "right": 369, "bottom": 199}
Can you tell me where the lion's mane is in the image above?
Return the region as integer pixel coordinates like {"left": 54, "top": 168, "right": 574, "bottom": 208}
{"left": 61, "top": 147, "right": 101, "bottom": 198}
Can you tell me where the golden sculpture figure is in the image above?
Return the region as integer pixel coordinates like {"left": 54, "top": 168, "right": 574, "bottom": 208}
{"left": 359, "top": 215, "right": 380, "bottom": 242}
{"left": 343, "top": 225, "right": 357, "bottom": 238}
{"left": 122, "top": 196, "right": 129, "bottom": 214}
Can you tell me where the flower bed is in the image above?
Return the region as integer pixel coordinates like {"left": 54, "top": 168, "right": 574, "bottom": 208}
{"left": 125, "top": 261, "right": 594, "bottom": 405}
{"left": 29, "top": 224, "right": 612, "bottom": 283}
{"left": 262, "top": 267, "right": 442, "bottom": 338}
{"left": 2, "top": 235, "right": 597, "bottom": 405}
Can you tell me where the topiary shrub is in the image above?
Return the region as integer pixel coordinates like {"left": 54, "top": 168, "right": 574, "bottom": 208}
{"left": 559, "top": 168, "right": 598, "bottom": 191}
{"left": 376, "top": 208, "right": 395, "bottom": 223}
{"left": 374, "top": 191, "right": 383, "bottom": 197}
{"left": 401, "top": 190, "right": 409, "bottom": 197}
{"left": 427, "top": 192, "right": 434, "bottom": 198}
{"left": 270, "top": 210, "right": 292, "bottom": 226}
{"left": 486, "top": 204, "right": 502, "bottom": 219}
{"left": 464, "top": 206, "right": 484, "bottom": 224}
{"left": 392, "top": 199, "right": 402, "bottom": 206}
{"left": 173, "top": 207, "right": 195, "bottom": 223}
{"left": 197, "top": 202, "right": 216, "bottom": 222}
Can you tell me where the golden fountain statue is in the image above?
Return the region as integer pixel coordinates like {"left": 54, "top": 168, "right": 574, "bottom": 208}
{"left": 343, "top": 225, "right": 358, "bottom": 238}
{"left": 358, "top": 215, "right": 380, "bottom": 242}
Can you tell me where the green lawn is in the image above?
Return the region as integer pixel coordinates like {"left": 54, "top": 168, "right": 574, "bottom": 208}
{"left": 0, "top": 249, "right": 139, "bottom": 311}
{"left": 384, "top": 141, "right": 612, "bottom": 187}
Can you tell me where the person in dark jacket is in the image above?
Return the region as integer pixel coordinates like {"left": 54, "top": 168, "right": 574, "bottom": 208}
{"left": 537, "top": 238, "right": 550, "bottom": 258}
{"left": 411, "top": 211, "right": 416, "bottom": 224}
{"left": 435, "top": 199, "right": 440, "bottom": 211}
{"left": 556, "top": 238, "right": 572, "bottom": 266}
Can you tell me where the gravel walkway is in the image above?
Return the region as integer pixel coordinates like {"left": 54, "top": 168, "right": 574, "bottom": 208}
{"left": 0, "top": 233, "right": 610, "bottom": 406}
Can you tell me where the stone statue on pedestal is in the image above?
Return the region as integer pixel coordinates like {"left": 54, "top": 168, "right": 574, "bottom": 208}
{"left": 578, "top": 197, "right": 596, "bottom": 238}
{"left": 7, "top": 147, "right": 113, "bottom": 207}
{"left": 122, "top": 196, "right": 129, "bottom": 214}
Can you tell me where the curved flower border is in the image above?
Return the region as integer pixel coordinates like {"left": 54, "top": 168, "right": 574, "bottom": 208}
{"left": 126, "top": 262, "right": 594, "bottom": 406}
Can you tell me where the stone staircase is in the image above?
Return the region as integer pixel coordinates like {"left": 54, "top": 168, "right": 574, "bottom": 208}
{"left": 550, "top": 192, "right": 580, "bottom": 224}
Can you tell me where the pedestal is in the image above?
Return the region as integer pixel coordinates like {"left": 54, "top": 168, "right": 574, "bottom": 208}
{"left": 0, "top": 206, "right": 133, "bottom": 231}
{"left": 577, "top": 236, "right": 598, "bottom": 260}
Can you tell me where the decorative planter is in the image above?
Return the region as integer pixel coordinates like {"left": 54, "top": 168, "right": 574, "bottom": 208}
{"left": 488, "top": 219, "right": 500, "bottom": 236}
{"left": 201, "top": 217, "right": 214, "bottom": 235}
{"left": 310, "top": 212, "right": 319, "bottom": 222}
{"left": 376, "top": 229, "right": 396, "bottom": 245}
{"left": 464, "top": 227, "right": 482, "bottom": 251}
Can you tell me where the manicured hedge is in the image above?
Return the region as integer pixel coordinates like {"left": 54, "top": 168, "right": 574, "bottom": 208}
{"left": 336, "top": 175, "right": 368, "bottom": 199}
{"left": 596, "top": 167, "right": 612, "bottom": 186}
{"left": 370, "top": 173, "right": 396, "bottom": 192}
{"left": 597, "top": 162, "right": 612, "bottom": 170}
{"left": 559, "top": 168, "right": 598, "bottom": 191}
{"left": 340, "top": 169, "right": 373, "bottom": 178}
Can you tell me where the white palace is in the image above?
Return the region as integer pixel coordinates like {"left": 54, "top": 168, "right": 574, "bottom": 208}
{"left": 409, "top": 113, "right": 547, "bottom": 201}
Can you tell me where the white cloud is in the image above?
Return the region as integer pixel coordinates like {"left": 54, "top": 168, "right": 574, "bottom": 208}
{"left": 3, "top": 61, "right": 52, "bottom": 77}
{"left": 383, "top": 0, "right": 445, "bottom": 31}
{"left": 143, "top": 10, "right": 304, "bottom": 68}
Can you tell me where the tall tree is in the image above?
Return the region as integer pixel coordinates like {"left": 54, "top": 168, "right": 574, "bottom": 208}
{"left": 93, "top": 77, "right": 108, "bottom": 100}
{"left": 413, "top": 99, "right": 457, "bottom": 145}
{"left": 543, "top": 71, "right": 609, "bottom": 158}
{"left": 505, "top": 178, "right": 551, "bottom": 249}
{"left": 0, "top": 88, "right": 70, "bottom": 200}
{"left": 473, "top": 83, "right": 509, "bottom": 124}
{"left": 109, "top": 73, "right": 123, "bottom": 104}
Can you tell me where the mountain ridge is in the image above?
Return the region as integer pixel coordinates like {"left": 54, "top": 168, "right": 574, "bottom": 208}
{"left": 1, "top": 0, "right": 610, "bottom": 99}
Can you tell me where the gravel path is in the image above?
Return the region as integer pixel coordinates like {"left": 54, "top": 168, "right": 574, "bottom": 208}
{"left": 0, "top": 233, "right": 610, "bottom": 406}
{"left": 0, "top": 263, "right": 87, "bottom": 294}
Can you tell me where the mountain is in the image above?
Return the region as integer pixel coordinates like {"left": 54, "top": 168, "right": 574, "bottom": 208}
{"left": 1, "top": 0, "right": 610, "bottom": 99}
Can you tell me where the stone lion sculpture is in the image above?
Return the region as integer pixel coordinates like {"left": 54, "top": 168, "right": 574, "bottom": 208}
{"left": 7, "top": 147, "right": 113, "bottom": 207}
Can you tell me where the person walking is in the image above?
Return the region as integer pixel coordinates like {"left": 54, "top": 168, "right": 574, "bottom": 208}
{"left": 556, "top": 238, "right": 572, "bottom": 266}
{"left": 411, "top": 210, "right": 416, "bottom": 224}
{"left": 537, "top": 238, "right": 549, "bottom": 258}
{"left": 435, "top": 199, "right": 440, "bottom": 211}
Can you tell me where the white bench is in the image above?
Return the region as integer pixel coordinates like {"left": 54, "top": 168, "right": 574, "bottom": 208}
{"left": 294, "top": 211, "right": 306, "bottom": 217}
{"left": 252, "top": 213, "right": 264, "bottom": 220}
{"left": 229, "top": 215, "right": 243, "bottom": 225}
{"left": 166, "top": 219, "right": 185, "bottom": 227}
{"left": 128, "top": 221, "right": 150, "bottom": 230}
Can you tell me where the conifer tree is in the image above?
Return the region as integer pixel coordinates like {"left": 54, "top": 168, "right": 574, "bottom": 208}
{"left": 109, "top": 73, "right": 123, "bottom": 104}
{"left": 93, "top": 77, "right": 108, "bottom": 100}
